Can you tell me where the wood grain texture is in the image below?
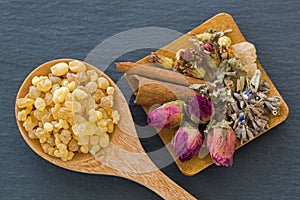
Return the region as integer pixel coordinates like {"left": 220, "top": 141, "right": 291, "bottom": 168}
{"left": 132, "top": 13, "right": 289, "bottom": 176}
{"left": 15, "top": 59, "right": 197, "bottom": 200}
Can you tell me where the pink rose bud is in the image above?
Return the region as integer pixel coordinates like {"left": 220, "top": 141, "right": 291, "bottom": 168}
{"left": 147, "top": 100, "right": 184, "bottom": 129}
{"left": 173, "top": 123, "right": 203, "bottom": 163}
{"left": 207, "top": 124, "right": 237, "bottom": 167}
{"left": 188, "top": 94, "right": 214, "bottom": 124}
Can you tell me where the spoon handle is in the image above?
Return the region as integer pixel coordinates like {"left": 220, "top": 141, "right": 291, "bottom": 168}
{"left": 120, "top": 170, "right": 197, "bottom": 200}
{"left": 93, "top": 143, "right": 197, "bottom": 199}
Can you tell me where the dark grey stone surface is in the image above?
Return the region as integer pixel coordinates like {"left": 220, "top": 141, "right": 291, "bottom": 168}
{"left": 1, "top": 0, "right": 299, "bottom": 199}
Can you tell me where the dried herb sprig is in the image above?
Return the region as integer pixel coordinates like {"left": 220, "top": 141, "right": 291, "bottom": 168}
{"left": 195, "top": 29, "right": 232, "bottom": 42}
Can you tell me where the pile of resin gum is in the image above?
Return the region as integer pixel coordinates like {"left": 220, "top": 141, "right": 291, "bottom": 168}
{"left": 16, "top": 60, "right": 120, "bottom": 161}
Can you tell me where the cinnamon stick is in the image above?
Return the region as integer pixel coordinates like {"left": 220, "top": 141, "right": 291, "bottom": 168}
{"left": 126, "top": 74, "right": 196, "bottom": 105}
{"left": 116, "top": 62, "right": 205, "bottom": 86}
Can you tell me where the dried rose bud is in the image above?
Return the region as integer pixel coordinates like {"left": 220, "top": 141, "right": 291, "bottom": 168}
{"left": 206, "top": 122, "right": 237, "bottom": 167}
{"left": 147, "top": 100, "right": 184, "bottom": 129}
{"left": 148, "top": 52, "right": 174, "bottom": 69}
{"left": 173, "top": 123, "right": 203, "bottom": 162}
{"left": 201, "top": 41, "right": 214, "bottom": 53}
{"left": 188, "top": 94, "right": 214, "bottom": 124}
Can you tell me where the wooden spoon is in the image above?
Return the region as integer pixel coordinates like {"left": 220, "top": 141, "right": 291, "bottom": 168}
{"left": 15, "top": 59, "right": 197, "bottom": 200}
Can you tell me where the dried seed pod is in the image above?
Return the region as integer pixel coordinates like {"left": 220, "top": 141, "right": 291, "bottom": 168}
{"left": 254, "top": 106, "right": 265, "bottom": 115}
{"left": 266, "top": 96, "right": 280, "bottom": 103}
{"left": 250, "top": 106, "right": 261, "bottom": 116}
{"left": 234, "top": 118, "right": 258, "bottom": 144}
{"left": 264, "top": 101, "right": 277, "bottom": 113}
{"left": 254, "top": 117, "right": 265, "bottom": 130}
{"left": 245, "top": 77, "right": 251, "bottom": 90}
{"left": 259, "top": 115, "right": 269, "bottom": 121}
{"left": 234, "top": 121, "right": 248, "bottom": 144}
{"left": 240, "top": 101, "right": 245, "bottom": 109}
{"left": 270, "top": 101, "right": 281, "bottom": 108}
{"left": 242, "top": 89, "right": 252, "bottom": 96}
{"left": 252, "top": 120, "right": 260, "bottom": 131}
{"left": 248, "top": 126, "right": 258, "bottom": 135}
{"left": 234, "top": 93, "right": 243, "bottom": 101}
{"left": 233, "top": 93, "right": 246, "bottom": 109}
{"left": 255, "top": 92, "right": 267, "bottom": 101}
{"left": 235, "top": 126, "right": 242, "bottom": 139}
{"left": 244, "top": 107, "right": 254, "bottom": 121}
{"left": 224, "top": 71, "right": 236, "bottom": 76}
{"left": 250, "top": 69, "right": 261, "bottom": 92}
{"left": 241, "top": 93, "right": 251, "bottom": 101}
{"left": 241, "top": 125, "right": 247, "bottom": 144}
{"left": 231, "top": 114, "right": 238, "bottom": 129}
{"left": 246, "top": 127, "right": 254, "bottom": 140}
{"left": 236, "top": 79, "right": 241, "bottom": 92}
{"left": 231, "top": 102, "right": 240, "bottom": 113}
{"left": 260, "top": 79, "right": 270, "bottom": 89}
{"left": 237, "top": 113, "right": 245, "bottom": 124}
{"left": 272, "top": 110, "right": 279, "bottom": 116}
{"left": 253, "top": 100, "right": 265, "bottom": 107}
{"left": 249, "top": 98, "right": 257, "bottom": 104}
{"left": 259, "top": 86, "right": 270, "bottom": 93}
{"left": 225, "top": 103, "right": 234, "bottom": 114}
{"left": 240, "top": 76, "right": 245, "bottom": 91}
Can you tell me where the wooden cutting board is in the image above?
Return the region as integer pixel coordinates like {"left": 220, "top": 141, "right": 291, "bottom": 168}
{"left": 133, "top": 13, "right": 289, "bottom": 176}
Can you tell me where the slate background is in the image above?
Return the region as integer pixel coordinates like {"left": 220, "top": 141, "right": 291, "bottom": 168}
{"left": 1, "top": 0, "right": 299, "bottom": 199}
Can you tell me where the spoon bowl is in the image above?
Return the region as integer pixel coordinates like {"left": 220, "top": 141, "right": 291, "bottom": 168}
{"left": 15, "top": 59, "right": 196, "bottom": 200}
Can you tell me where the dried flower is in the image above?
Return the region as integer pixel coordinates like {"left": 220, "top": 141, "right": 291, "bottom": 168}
{"left": 147, "top": 100, "right": 184, "bottom": 129}
{"left": 187, "top": 94, "right": 214, "bottom": 124}
{"left": 176, "top": 49, "right": 193, "bottom": 62}
{"left": 173, "top": 122, "right": 203, "bottom": 162}
{"left": 148, "top": 52, "right": 174, "bottom": 69}
{"left": 174, "top": 48, "right": 206, "bottom": 79}
{"left": 201, "top": 41, "right": 214, "bottom": 53}
{"left": 218, "top": 36, "right": 232, "bottom": 48}
{"left": 235, "top": 120, "right": 257, "bottom": 144}
{"left": 206, "top": 121, "right": 237, "bottom": 166}
{"left": 194, "top": 29, "right": 232, "bottom": 66}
